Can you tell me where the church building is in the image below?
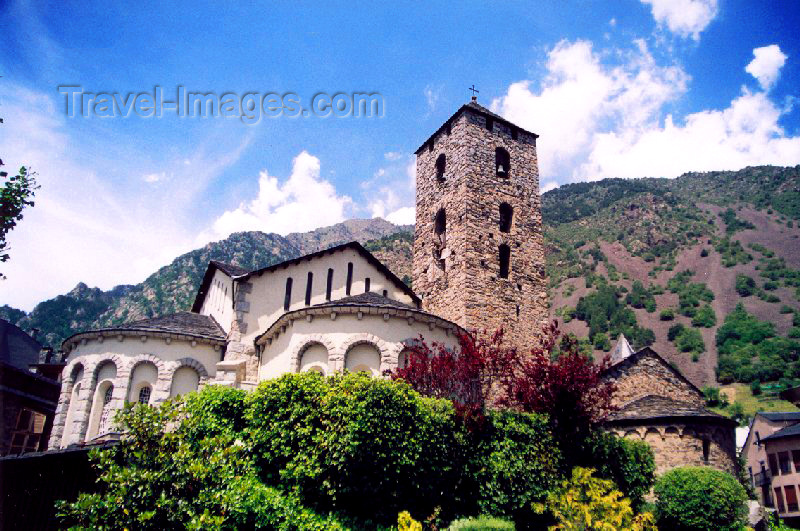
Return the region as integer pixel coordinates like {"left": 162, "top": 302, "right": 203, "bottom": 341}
{"left": 47, "top": 97, "right": 737, "bottom": 482}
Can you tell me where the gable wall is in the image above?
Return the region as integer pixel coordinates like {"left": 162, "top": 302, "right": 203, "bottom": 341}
{"left": 604, "top": 353, "right": 704, "bottom": 407}
{"left": 240, "top": 248, "right": 414, "bottom": 344}
{"left": 198, "top": 269, "right": 234, "bottom": 334}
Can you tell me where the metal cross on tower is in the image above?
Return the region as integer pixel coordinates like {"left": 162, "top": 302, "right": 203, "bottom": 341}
{"left": 469, "top": 84, "right": 479, "bottom": 101}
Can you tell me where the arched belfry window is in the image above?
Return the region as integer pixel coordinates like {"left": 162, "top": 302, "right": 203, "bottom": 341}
{"left": 495, "top": 147, "right": 510, "bottom": 177}
{"left": 499, "top": 203, "right": 513, "bottom": 233}
{"left": 435, "top": 154, "right": 446, "bottom": 182}
{"left": 434, "top": 208, "right": 446, "bottom": 246}
{"left": 499, "top": 244, "right": 510, "bottom": 279}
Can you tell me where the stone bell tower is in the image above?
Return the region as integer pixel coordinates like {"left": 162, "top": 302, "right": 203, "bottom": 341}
{"left": 412, "top": 97, "right": 548, "bottom": 353}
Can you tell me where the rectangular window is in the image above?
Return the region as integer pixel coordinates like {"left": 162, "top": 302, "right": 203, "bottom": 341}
{"left": 8, "top": 408, "right": 46, "bottom": 454}
{"left": 364, "top": 278, "right": 370, "bottom": 293}
{"left": 777, "top": 487, "right": 787, "bottom": 513}
{"left": 305, "top": 272, "right": 313, "bottom": 306}
{"left": 793, "top": 451, "right": 800, "bottom": 473}
{"left": 326, "top": 268, "right": 333, "bottom": 301}
{"left": 346, "top": 263, "right": 353, "bottom": 295}
{"left": 786, "top": 485, "right": 799, "bottom": 513}
{"left": 702, "top": 439, "right": 710, "bottom": 462}
{"left": 780, "top": 451, "right": 792, "bottom": 475}
{"left": 770, "top": 454, "right": 780, "bottom": 476}
{"left": 284, "top": 278, "right": 293, "bottom": 311}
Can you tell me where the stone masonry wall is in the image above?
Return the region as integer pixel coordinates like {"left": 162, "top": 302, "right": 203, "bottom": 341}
{"left": 605, "top": 353, "right": 705, "bottom": 408}
{"left": 413, "top": 106, "right": 549, "bottom": 354}
{"left": 611, "top": 421, "right": 738, "bottom": 476}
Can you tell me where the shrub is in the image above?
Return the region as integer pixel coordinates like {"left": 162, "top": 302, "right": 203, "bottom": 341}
{"left": 675, "top": 328, "right": 705, "bottom": 354}
{"left": 535, "top": 467, "right": 656, "bottom": 530}
{"left": 448, "top": 516, "right": 515, "bottom": 530}
{"left": 789, "top": 327, "right": 800, "bottom": 339}
{"left": 668, "top": 323, "right": 685, "bottom": 341}
{"left": 398, "top": 511, "right": 423, "bottom": 531}
{"left": 654, "top": 466, "right": 747, "bottom": 531}
{"left": 660, "top": 308, "right": 675, "bottom": 321}
{"left": 470, "top": 410, "right": 561, "bottom": 524}
{"left": 735, "top": 274, "right": 756, "bottom": 296}
{"left": 581, "top": 432, "right": 655, "bottom": 510}
{"left": 703, "top": 386, "right": 729, "bottom": 408}
{"left": 700, "top": 248, "right": 709, "bottom": 257}
{"left": 781, "top": 305, "right": 795, "bottom": 314}
{"left": 593, "top": 332, "right": 611, "bottom": 351}
{"left": 691, "top": 304, "right": 716, "bottom": 328}
{"left": 318, "top": 373, "right": 462, "bottom": 522}
{"left": 751, "top": 380, "right": 762, "bottom": 395}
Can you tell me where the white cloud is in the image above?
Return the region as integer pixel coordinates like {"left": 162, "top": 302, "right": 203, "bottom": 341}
{"left": 540, "top": 181, "right": 559, "bottom": 194}
{"left": 576, "top": 89, "right": 800, "bottom": 180}
{"left": 641, "top": 0, "right": 718, "bottom": 40}
{"left": 746, "top": 44, "right": 788, "bottom": 91}
{"left": 424, "top": 84, "right": 443, "bottom": 113}
{"left": 492, "top": 39, "right": 687, "bottom": 180}
{"left": 492, "top": 38, "right": 800, "bottom": 184}
{"left": 385, "top": 207, "right": 415, "bottom": 225}
{"left": 0, "top": 83, "right": 252, "bottom": 311}
{"left": 384, "top": 151, "right": 403, "bottom": 161}
{"left": 208, "top": 151, "right": 352, "bottom": 239}
{"left": 143, "top": 172, "right": 165, "bottom": 183}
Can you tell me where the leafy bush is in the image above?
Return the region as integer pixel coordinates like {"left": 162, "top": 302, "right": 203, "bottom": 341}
{"left": 691, "top": 304, "right": 716, "bottom": 328}
{"left": 581, "top": 432, "right": 655, "bottom": 510}
{"left": 781, "top": 305, "right": 795, "bottom": 314}
{"left": 448, "top": 516, "right": 515, "bottom": 530}
{"left": 660, "top": 308, "right": 675, "bottom": 321}
{"left": 535, "top": 467, "right": 656, "bottom": 530}
{"left": 625, "top": 281, "right": 656, "bottom": 312}
{"left": 721, "top": 207, "right": 755, "bottom": 234}
{"left": 398, "top": 511, "right": 423, "bottom": 531}
{"left": 668, "top": 323, "right": 685, "bottom": 342}
{"left": 675, "top": 327, "right": 705, "bottom": 354}
{"left": 703, "top": 386, "right": 729, "bottom": 408}
{"left": 751, "top": 380, "right": 762, "bottom": 395}
{"left": 735, "top": 274, "right": 756, "bottom": 296}
{"left": 700, "top": 248, "right": 709, "bottom": 257}
{"left": 470, "top": 411, "right": 561, "bottom": 524}
{"left": 654, "top": 466, "right": 747, "bottom": 531}
{"left": 574, "top": 281, "right": 655, "bottom": 349}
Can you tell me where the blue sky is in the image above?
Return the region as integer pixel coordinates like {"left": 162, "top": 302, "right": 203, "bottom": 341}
{"left": 1, "top": 0, "right": 799, "bottom": 311}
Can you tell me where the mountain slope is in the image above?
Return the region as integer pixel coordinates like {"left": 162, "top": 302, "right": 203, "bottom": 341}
{"left": 4, "top": 165, "right": 799, "bottom": 392}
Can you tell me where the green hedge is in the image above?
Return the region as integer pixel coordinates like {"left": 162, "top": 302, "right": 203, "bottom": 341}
{"left": 654, "top": 466, "right": 747, "bottom": 531}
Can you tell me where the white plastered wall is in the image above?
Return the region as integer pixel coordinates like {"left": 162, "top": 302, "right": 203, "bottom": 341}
{"left": 49, "top": 335, "right": 219, "bottom": 449}
{"left": 258, "top": 310, "right": 457, "bottom": 380}
{"left": 241, "top": 248, "right": 415, "bottom": 346}
{"left": 198, "top": 269, "right": 235, "bottom": 334}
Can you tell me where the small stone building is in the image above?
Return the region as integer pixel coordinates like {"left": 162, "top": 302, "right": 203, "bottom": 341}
{"left": 602, "top": 337, "right": 738, "bottom": 476}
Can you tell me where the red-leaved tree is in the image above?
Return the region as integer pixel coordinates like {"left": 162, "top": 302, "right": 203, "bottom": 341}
{"left": 391, "top": 322, "right": 616, "bottom": 438}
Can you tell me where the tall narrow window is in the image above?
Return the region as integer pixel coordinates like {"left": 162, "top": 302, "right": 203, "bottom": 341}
{"left": 346, "top": 263, "right": 353, "bottom": 295}
{"left": 702, "top": 439, "right": 710, "bottom": 462}
{"left": 486, "top": 117, "right": 494, "bottom": 131}
{"left": 365, "top": 278, "right": 371, "bottom": 293}
{"left": 435, "top": 154, "right": 446, "bottom": 182}
{"left": 138, "top": 385, "right": 152, "bottom": 404}
{"left": 499, "top": 203, "right": 513, "bottom": 233}
{"left": 495, "top": 147, "right": 510, "bottom": 177}
{"left": 326, "top": 268, "right": 334, "bottom": 300}
{"left": 499, "top": 244, "right": 510, "bottom": 279}
{"left": 284, "top": 277, "right": 293, "bottom": 311}
{"left": 511, "top": 127, "right": 518, "bottom": 141}
{"left": 434, "top": 209, "right": 446, "bottom": 245}
{"left": 305, "top": 272, "right": 313, "bottom": 305}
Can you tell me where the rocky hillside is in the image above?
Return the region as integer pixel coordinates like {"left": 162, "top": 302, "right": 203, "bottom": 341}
{"left": 4, "top": 166, "right": 799, "bottom": 393}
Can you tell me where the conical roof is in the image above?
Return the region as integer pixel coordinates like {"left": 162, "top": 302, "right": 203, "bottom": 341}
{"left": 610, "top": 334, "right": 635, "bottom": 364}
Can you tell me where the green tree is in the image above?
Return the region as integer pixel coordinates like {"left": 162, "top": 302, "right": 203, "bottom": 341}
{"left": 0, "top": 164, "right": 39, "bottom": 276}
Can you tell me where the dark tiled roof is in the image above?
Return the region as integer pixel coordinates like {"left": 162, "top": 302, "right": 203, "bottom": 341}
{"left": 0, "top": 319, "right": 43, "bottom": 371}
{"left": 64, "top": 312, "right": 226, "bottom": 348}
{"left": 210, "top": 260, "right": 250, "bottom": 277}
{"left": 415, "top": 100, "right": 539, "bottom": 154}
{"left": 759, "top": 412, "right": 800, "bottom": 422}
{"left": 607, "top": 395, "right": 735, "bottom": 425}
{"left": 314, "top": 292, "right": 417, "bottom": 311}
{"left": 603, "top": 346, "right": 704, "bottom": 397}
{"left": 763, "top": 423, "right": 800, "bottom": 442}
